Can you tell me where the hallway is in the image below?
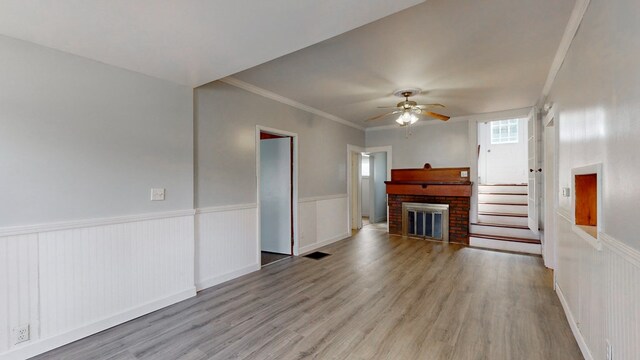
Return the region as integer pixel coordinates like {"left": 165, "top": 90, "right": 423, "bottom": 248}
{"left": 36, "top": 227, "right": 581, "bottom": 360}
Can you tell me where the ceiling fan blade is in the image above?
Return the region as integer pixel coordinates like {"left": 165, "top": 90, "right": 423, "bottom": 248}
{"left": 415, "top": 103, "right": 445, "bottom": 109}
{"left": 422, "top": 110, "right": 450, "bottom": 121}
{"left": 366, "top": 110, "right": 401, "bottom": 121}
{"left": 376, "top": 105, "right": 401, "bottom": 109}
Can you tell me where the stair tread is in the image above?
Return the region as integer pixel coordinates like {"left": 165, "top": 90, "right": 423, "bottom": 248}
{"left": 478, "top": 192, "right": 528, "bottom": 195}
{"left": 469, "top": 233, "right": 541, "bottom": 244}
{"left": 478, "top": 202, "right": 528, "bottom": 206}
{"left": 478, "top": 212, "right": 528, "bottom": 218}
{"left": 472, "top": 222, "right": 531, "bottom": 229}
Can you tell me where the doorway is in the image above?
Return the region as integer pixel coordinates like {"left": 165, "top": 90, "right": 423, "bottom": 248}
{"left": 361, "top": 152, "right": 388, "bottom": 227}
{"left": 257, "top": 127, "right": 297, "bottom": 266}
{"left": 347, "top": 145, "right": 392, "bottom": 233}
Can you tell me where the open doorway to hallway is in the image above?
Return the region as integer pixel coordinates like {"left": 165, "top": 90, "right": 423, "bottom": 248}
{"left": 259, "top": 130, "right": 294, "bottom": 266}
{"left": 361, "top": 152, "right": 388, "bottom": 229}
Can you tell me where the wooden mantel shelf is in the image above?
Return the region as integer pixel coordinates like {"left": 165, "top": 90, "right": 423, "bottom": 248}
{"left": 385, "top": 164, "right": 472, "bottom": 197}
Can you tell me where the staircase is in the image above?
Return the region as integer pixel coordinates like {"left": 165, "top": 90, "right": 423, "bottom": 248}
{"left": 470, "top": 184, "right": 541, "bottom": 254}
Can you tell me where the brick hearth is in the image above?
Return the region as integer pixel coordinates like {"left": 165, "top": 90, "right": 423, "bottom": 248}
{"left": 388, "top": 194, "right": 470, "bottom": 244}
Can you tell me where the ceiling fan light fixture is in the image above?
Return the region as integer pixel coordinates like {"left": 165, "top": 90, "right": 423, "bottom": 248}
{"left": 396, "top": 111, "right": 418, "bottom": 125}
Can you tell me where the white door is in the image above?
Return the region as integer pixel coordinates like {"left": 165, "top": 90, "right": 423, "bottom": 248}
{"left": 260, "top": 138, "right": 291, "bottom": 254}
{"left": 527, "top": 108, "right": 539, "bottom": 234}
{"left": 482, "top": 119, "right": 528, "bottom": 185}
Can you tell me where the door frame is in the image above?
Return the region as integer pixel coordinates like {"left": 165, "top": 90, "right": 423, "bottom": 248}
{"left": 256, "top": 125, "right": 299, "bottom": 262}
{"left": 347, "top": 145, "right": 392, "bottom": 233}
{"left": 467, "top": 107, "right": 533, "bottom": 224}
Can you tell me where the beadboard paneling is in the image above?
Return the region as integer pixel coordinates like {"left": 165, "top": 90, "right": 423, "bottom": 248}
{"left": 195, "top": 205, "right": 259, "bottom": 291}
{"left": 0, "top": 234, "right": 39, "bottom": 354}
{"left": 299, "top": 195, "right": 350, "bottom": 254}
{"left": 556, "top": 213, "right": 640, "bottom": 360}
{"left": 0, "top": 212, "right": 196, "bottom": 360}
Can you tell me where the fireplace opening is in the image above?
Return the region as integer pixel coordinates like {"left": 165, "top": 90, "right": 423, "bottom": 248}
{"left": 402, "top": 203, "right": 449, "bottom": 242}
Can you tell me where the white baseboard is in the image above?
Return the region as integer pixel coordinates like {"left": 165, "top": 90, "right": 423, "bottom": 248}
{"left": 469, "top": 237, "right": 541, "bottom": 255}
{"left": 299, "top": 232, "right": 350, "bottom": 255}
{"left": 556, "top": 284, "right": 593, "bottom": 360}
{"left": 196, "top": 264, "right": 260, "bottom": 291}
{"left": 2, "top": 287, "right": 196, "bottom": 360}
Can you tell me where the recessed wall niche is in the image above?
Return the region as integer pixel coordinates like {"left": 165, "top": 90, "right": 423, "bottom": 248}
{"left": 571, "top": 163, "right": 602, "bottom": 243}
{"left": 574, "top": 173, "right": 597, "bottom": 237}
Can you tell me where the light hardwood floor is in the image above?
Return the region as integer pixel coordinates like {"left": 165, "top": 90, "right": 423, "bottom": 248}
{"left": 34, "top": 227, "right": 582, "bottom": 360}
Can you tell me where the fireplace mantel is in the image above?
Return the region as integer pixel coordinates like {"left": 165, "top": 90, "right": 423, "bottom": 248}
{"left": 385, "top": 164, "right": 472, "bottom": 197}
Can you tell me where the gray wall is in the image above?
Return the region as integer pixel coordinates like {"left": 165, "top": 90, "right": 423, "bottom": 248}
{"left": 366, "top": 121, "right": 470, "bottom": 169}
{"left": 0, "top": 36, "right": 194, "bottom": 227}
{"left": 195, "top": 81, "right": 364, "bottom": 207}
{"left": 547, "top": 0, "right": 640, "bottom": 250}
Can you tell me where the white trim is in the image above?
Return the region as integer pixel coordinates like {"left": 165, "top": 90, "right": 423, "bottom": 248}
{"left": 570, "top": 224, "right": 602, "bottom": 251}
{"left": 299, "top": 194, "right": 348, "bottom": 203}
{"left": 196, "top": 203, "right": 257, "bottom": 214}
{"left": 600, "top": 232, "right": 640, "bottom": 268}
{"left": 299, "top": 232, "right": 350, "bottom": 255}
{"left": 540, "top": 0, "right": 591, "bottom": 101}
{"left": 256, "top": 125, "right": 300, "bottom": 258}
{"left": 0, "top": 209, "right": 196, "bottom": 237}
{"left": 543, "top": 104, "right": 556, "bottom": 127}
{"left": 2, "top": 288, "right": 196, "bottom": 360}
{"left": 555, "top": 285, "right": 594, "bottom": 360}
{"left": 221, "top": 77, "right": 364, "bottom": 131}
{"left": 347, "top": 144, "right": 365, "bottom": 233}
{"left": 196, "top": 264, "right": 260, "bottom": 291}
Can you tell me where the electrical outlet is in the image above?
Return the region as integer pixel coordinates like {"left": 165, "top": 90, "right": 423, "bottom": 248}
{"left": 606, "top": 340, "right": 613, "bottom": 360}
{"left": 13, "top": 324, "right": 29, "bottom": 344}
{"left": 460, "top": 170, "right": 468, "bottom": 177}
{"left": 150, "top": 188, "right": 165, "bottom": 201}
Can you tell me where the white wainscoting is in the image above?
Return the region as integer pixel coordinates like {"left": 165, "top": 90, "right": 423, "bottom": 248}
{"left": 299, "top": 194, "right": 350, "bottom": 255}
{"left": 195, "top": 204, "right": 260, "bottom": 291}
{"left": 0, "top": 210, "right": 196, "bottom": 360}
{"left": 556, "top": 212, "right": 640, "bottom": 360}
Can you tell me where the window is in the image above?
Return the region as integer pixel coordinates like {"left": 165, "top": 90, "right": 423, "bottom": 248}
{"left": 490, "top": 119, "right": 519, "bottom": 144}
{"left": 361, "top": 155, "right": 370, "bottom": 177}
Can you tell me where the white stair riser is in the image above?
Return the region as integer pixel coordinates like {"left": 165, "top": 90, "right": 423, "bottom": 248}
{"left": 470, "top": 237, "right": 541, "bottom": 255}
{"left": 478, "top": 194, "right": 527, "bottom": 204}
{"left": 478, "top": 185, "right": 527, "bottom": 194}
{"left": 477, "top": 214, "right": 529, "bottom": 226}
{"left": 478, "top": 204, "right": 527, "bottom": 215}
{"left": 470, "top": 224, "right": 539, "bottom": 240}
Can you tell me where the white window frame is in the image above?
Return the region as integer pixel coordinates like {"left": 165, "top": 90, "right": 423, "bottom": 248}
{"left": 490, "top": 119, "right": 519, "bottom": 144}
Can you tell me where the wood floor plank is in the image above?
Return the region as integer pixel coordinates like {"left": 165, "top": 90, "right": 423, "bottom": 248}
{"left": 32, "top": 227, "right": 582, "bottom": 360}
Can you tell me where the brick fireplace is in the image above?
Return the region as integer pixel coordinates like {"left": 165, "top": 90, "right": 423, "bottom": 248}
{"left": 385, "top": 164, "right": 472, "bottom": 245}
{"left": 388, "top": 194, "right": 470, "bottom": 244}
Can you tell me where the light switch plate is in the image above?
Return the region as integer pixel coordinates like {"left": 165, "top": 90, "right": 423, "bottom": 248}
{"left": 151, "top": 188, "right": 165, "bottom": 201}
{"left": 461, "top": 171, "right": 469, "bottom": 177}
{"left": 562, "top": 187, "right": 571, "bottom": 197}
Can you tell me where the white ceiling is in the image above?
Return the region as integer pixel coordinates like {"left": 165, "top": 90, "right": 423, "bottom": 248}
{"left": 232, "top": 0, "right": 576, "bottom": 127}
{"left": 0, "top": 0, "right": 423, "bottom": 87}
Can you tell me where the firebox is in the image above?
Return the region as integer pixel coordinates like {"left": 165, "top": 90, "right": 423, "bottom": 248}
{"left": 402, "top": 202, "right": 449, "bottom": 242}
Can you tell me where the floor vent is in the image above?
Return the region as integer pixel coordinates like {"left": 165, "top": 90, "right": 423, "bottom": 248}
{"left": 304, "top": 251, "right": 331, "bottom": 260}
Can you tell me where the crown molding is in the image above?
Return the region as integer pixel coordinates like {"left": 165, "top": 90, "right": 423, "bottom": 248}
{"left": 539, "top": 0, "right": 591, "bottom": 102}
{"left": 219, "top": 77, "right": 365, "bottom": 131}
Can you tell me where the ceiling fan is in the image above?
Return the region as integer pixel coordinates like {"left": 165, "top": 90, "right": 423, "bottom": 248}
{"left": 366, "top": 88, "right": 450, "bottom": 126}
